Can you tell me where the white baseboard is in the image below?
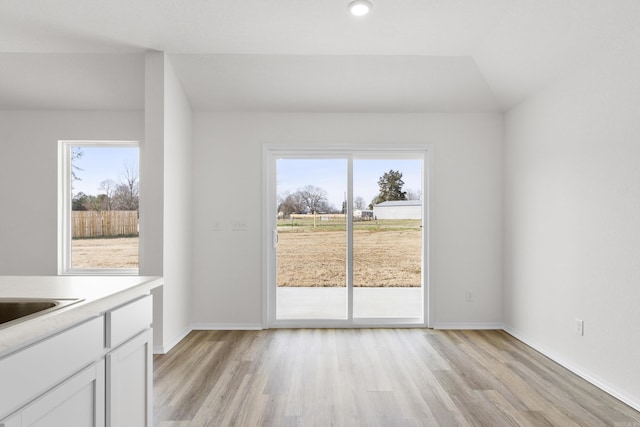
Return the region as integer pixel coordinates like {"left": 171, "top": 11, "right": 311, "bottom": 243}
{"left": 503, "top": 325, "right": 640, "bottom": 413}
{"left": 153, "top": 326, "right": 192, "bottom": 355}
{"left": 432, "top": 322, "right": 504, "bottom": 330}
{"left": 191, "top": 323, "right": 264, "bottom": 331}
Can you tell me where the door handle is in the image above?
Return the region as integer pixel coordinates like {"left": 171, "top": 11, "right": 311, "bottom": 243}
{"left": 273, "top": 229, "right": 279, "bottom": 248}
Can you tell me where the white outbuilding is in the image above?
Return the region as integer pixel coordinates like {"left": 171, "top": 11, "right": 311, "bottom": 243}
{"left": 373, "top": 200, "right": 421, "bottom": 220}
{"left": 353, "top": 209, "right": 373, "bottom": 219}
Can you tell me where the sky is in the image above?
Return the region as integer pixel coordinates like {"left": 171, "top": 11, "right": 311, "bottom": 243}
{"left": 277, "top": 158, "right": 422, "bottom": 209}
{"left": 72, "top": 146, "right": 139, "bottom": 196}
{"left": 72, "top": 148, "right": 421, "bottom": 208}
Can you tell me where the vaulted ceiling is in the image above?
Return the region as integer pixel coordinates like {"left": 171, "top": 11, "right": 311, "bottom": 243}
{"left": 0, "top": 0, "right": 638, "bottom": 112}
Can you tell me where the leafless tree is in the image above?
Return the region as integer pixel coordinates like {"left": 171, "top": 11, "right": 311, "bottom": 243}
{"left": 297, "top": 185, "right": 329, "bottom": 214}
{"left": 112, "top": 162, "right": 139, "bottom": 210}
{"left": 405, "top": 188, "right": 422, "bottom": 201}
{"left": 99, "top": 179, "right": 116, "bottom": 211}
{"left": 71, "top": 147, "right": 84, "bottom": 192}
{"left": 278, "top": 191, "right": 306, "bottom": 217}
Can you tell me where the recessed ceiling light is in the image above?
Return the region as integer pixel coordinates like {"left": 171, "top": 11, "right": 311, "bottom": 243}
{"left": 348, "top": 0, "right": 372, "bottom": 17}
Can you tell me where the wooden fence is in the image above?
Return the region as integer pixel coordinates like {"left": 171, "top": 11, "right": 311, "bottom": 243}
{"left": 72, "top": 211, "right": 138, "bottom": 238}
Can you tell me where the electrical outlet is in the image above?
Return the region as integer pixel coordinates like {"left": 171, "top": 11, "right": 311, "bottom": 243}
{"left": 465, "top": 291, "right": 474, "bottom": 302}
{"left": 575, "top": 318, "right": 584, "bottom": 336}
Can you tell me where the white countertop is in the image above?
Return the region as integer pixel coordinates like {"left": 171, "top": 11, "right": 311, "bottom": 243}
{"left": 0, "top": 275, "right": 163, "bottom": 358}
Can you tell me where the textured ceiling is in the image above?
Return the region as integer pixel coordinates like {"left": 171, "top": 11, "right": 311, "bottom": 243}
{"left": 0, "top": 0, "right": 637, "bottom": 111}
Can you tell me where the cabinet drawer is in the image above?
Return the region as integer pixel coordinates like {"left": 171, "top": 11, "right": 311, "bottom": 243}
{"left": 105, "top": 295, "right": 152, "bottom": 350}
{"left": 0, "top": 316, "right": 104, "bottom": 419}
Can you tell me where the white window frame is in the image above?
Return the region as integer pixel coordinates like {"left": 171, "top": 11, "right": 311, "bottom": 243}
{"left": 262, "top": 143, "right": 434, "bottom": 329}
{"left": 58, "top": 140, "right": 140, "bottom": 275}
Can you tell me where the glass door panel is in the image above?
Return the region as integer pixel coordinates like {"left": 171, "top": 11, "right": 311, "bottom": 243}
{"left": 352, "top": 159, "right": 423, "bottom": 319}
{"left": 276, "top": 158, "right": 347, "bottom": 320}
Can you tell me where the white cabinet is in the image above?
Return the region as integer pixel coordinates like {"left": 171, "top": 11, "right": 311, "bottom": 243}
{"left": 106, "top": 330, "right": 152, "bottom": 427}
{"left": 105, "top": 295, "right": 153, "bottom": 427}
{"left": 0, "top": 294, "right": 154, "bottom": 427}
{"left": 1, "top": 361, "right": 105, "bottom": 427}
{"left": 0, "top": 316, "right": 104, "bottom": 420}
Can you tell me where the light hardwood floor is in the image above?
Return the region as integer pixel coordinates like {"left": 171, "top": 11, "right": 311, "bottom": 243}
{"left": 153, "top": 329, "right": 640, "bottom": 426}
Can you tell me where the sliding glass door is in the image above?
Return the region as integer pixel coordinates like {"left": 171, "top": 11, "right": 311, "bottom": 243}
{"left": 265, "top": 146, "right": 429, "bottom": 327}
{"left": 352, "top": 159, "right": 423, "bottom": 319}
{"left": 276, "top": 158, "right": 348, "bottom": 320}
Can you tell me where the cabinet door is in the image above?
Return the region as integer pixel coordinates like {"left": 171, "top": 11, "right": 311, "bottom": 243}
{"left": 0, "top": 316, "right": 104, "bottom": 419}
{"left": 0, "top": 360, "right": 105, "bottom": 427}
{"left": 106, "top": 329, "right": 152, "bottom": 427}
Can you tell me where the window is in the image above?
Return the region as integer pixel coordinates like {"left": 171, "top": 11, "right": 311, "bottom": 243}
{"left": 59, "top": 141, "right": 140, "bottom": 274}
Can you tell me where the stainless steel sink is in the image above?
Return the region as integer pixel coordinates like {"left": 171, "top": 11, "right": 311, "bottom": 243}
{"left": 0, "top": 298, "right": 82, "bottom": 328}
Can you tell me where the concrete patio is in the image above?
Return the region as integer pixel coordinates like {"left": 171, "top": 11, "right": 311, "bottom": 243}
{"left": 276, "top": 287, "right": 423, "bottom": 320}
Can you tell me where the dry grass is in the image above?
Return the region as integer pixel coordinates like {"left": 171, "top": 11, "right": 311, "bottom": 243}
{"left": 71, "top": 237, "right": 139, "bottom": 269}
{"left": 277, "top": 227, "right": 422, "bottom": 287}
{"left": 71, "top": 220, "right": 422, "bottom": 287}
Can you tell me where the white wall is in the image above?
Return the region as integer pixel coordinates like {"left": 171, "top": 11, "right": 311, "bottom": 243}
{"left": 143, "top": 52, "right": 166, "bottom": 347}
{"left": 162, "top": 55, "right": 194, "bottom": 349}
{"left": 141, "top": 54, "right": 165, "bottom": 278}
{"left": 0, "top": 53, "right": 193, "bottom": 353}
{"left": 504, "top": 34, "right": 640, "bottom": 409}
{"left": 191, "top": 113, "right": 503, "bottom": 328}
{"left": 0, "top": 111, "right": 143, "bottom": 275}
{"left": 143, "top": 52, "right": 194, "bottom": 352}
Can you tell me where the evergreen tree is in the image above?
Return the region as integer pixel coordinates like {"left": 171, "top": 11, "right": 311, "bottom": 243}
{"left": 371, "top": 169, "right": 407, "bottom": 206}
